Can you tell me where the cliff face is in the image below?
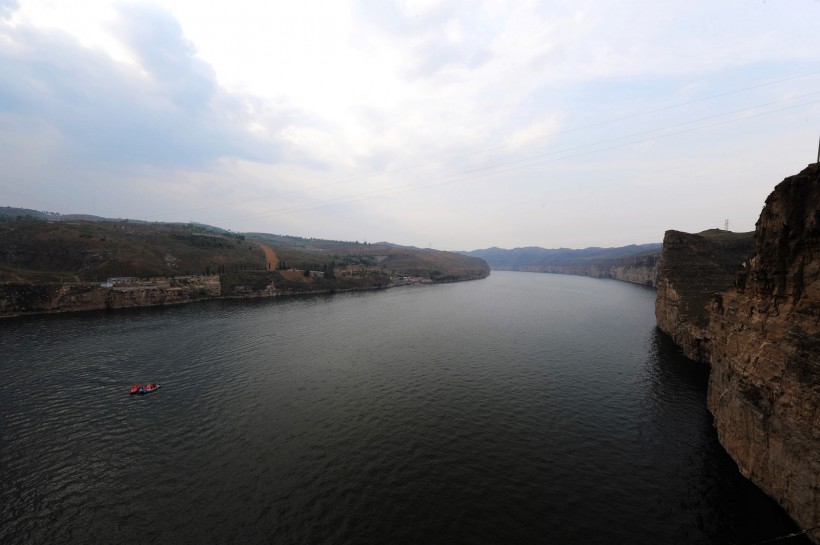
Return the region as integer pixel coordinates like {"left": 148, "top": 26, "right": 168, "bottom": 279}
{"left": 706, "top": 164, "right": 820, "bottom": 538}
{"left": 574, "top": 253, "right": 661, "bottom": 286}
{"left": 656, "top": 164, "right": 820, "bottom": 540}
{"left": 500, "top": 254, "right": 661, "bottom": 286}
{"left": 0, "top": 276, "right": 223, "bottom": 317}
{"left": 0, "top": 264, "right": 489, "bottom": 318}
{"left": 610, "top": 254, "right": 661, "bottom": 286}
{"left": 655, "top": 229, "right": 755, "bottom": 361}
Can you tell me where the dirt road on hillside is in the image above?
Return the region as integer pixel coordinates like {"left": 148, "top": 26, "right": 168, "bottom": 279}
{"left": 255, "top": 241, "right": 279, "bottom": 270}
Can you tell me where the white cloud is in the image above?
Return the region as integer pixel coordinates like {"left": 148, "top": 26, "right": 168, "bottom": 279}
{"left": 3, "top": 0, "right": 820, "bottom": 249}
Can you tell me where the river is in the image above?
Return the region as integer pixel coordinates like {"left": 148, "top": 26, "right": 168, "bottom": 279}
{"left": 0, "top": 271, "right": 805, "bottom": 544}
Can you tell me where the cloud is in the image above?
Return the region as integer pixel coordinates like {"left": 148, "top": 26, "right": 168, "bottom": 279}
{"left": 3, "top": 0, "right": 820, "bottom": 248}
{"left": 0, "top": 0, "right": 17, "bottom": 19}
{"left": 0, "top": 3, "right": 284, "bottom": 170}
{"left": 354, "top": 0, "right": 495, "bottom": 79}
{"left": 114, "top": 4, "right": 212, "bottom": 109}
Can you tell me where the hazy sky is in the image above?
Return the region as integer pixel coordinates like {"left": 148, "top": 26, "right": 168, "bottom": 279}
{"left": 2, "top": 0, "right": 819, "bottom": 250}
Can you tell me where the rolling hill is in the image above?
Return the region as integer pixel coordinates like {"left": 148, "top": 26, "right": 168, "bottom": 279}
{"left": 0, "top": 208, "right": 488, "bottom": 284}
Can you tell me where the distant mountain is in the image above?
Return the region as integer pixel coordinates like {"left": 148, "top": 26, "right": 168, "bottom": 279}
{"left": 459, "top": 243, "right": 663, "bottom": 286}
{"left": 0, "top": 206, "right": 144, "bottom": 223}
{"left": 461, "top": 243, "right": 662, "bottom": 270}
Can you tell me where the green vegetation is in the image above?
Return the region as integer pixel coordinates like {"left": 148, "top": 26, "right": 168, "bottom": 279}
{"left": 249, "top": 232, "right": 489, "bottom": 281}
{"left": 0, "top": 209, "right": 489, "bottom": 289}
{"left": 0, "top": 219, "right": 264, "bottom": 283}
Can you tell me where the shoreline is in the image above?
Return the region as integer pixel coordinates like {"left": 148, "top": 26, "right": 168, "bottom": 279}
{"left": 0, "top": 272, "right": 490, "bottom": 319}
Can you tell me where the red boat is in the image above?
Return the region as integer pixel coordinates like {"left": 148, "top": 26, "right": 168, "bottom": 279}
{"left": 129, "top": 383, "right": 161, "bottom": 395}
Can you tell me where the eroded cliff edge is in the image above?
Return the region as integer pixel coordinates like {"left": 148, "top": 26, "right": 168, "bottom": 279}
{"left": 656, "top": 163, "right": 820, "bottom": 540}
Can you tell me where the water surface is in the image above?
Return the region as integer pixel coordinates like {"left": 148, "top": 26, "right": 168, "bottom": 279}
{"left": 0, "top": 271, "right": 805, "bottom": 544}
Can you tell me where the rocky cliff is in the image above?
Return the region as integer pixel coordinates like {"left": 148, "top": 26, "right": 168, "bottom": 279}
{"left": 0, "top": 276, "right": 223, "bottom": 317}
{"left": 549, "top": 252, "right": 661, "bottom": 286}
{"left": 655, "top": 229, "right": 756, "bottom": 360}
{"left": 656, "top": 164, "right": 820, "bottom": 541}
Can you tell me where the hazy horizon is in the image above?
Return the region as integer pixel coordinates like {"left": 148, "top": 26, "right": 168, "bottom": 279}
{"left": 3, "top": 203, "right": 673, "bottom": 251}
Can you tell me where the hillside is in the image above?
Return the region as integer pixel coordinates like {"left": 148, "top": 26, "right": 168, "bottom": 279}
{"left": 0, "top": 210, "right": 489, "bottom": 317}
{"left": 249, "top": 234, "right": 489, "bottom": 283}
{"left": 0, "top": 219, "right": 260, "bottom": 282}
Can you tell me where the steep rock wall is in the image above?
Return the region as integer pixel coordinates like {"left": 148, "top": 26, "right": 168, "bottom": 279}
{"left": 705, "top": 164, "right": 820, "bottom": 538}
{"left": 0, "top": 276, "right": 222, "bottom": 317}
{"left": 536, "top": 253, "right": 662, "bottom": 286}
{"left": 655, "top": 229, "right": 755, "bottom": 361}
{"left": 656, "top": 164, "right": 820, "bottom": 540}
{"left": 610, "top": 255, "right": 660, "bottom": 286}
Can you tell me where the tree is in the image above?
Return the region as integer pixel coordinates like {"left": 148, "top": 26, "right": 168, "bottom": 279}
{"left": 323, "top": 262, "right": 336, "bottom": 279}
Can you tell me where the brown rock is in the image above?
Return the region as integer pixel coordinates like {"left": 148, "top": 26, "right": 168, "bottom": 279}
{"left": 656, "top": 163, "right": 820, "bottom": 541}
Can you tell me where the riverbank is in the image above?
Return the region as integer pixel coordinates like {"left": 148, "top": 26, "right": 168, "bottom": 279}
{"left": 0, "top": 270, "right": 490, "bottom": 318}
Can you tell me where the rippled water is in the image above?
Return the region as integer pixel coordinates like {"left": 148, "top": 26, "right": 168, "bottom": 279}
{"left": 0, "top": 271, "right": 805, "bottom": 544}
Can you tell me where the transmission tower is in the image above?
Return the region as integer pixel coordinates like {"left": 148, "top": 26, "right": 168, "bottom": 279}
{"left": 725, "top": 219, "right": 729, "bottom": 231}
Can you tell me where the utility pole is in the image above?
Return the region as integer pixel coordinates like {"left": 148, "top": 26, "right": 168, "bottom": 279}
{"left": 725, "top": 219, "right": 729, "bottom": 231}
{"left": 817, "top": 135, "right": 819, "bottom": 163}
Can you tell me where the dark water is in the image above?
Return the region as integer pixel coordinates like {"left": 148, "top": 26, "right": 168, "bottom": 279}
{"left": 0, "top": 271, "right": 806, "bottom": 545}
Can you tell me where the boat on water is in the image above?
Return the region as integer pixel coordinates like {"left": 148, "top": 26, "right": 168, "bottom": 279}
{"left": 129, "top": 383, "right": 161, "bottom": 395}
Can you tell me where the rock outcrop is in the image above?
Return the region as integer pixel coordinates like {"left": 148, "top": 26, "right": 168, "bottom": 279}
{"left": 0, "top": 264, "right": 489, "bottom": 318}
{"left": 655, "top": 229, "right": 755, "bottom": 360}
{"left": 656, "top": 163, "right": 820, "bottom": 541}
{"left": 0, "top": 275, "right": 223, "bottom": 317}
{"left": 559, "top": 252, "right": 661, "bottom": 286}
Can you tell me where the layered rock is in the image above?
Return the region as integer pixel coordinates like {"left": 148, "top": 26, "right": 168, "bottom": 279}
{"left": 506, "top": 253, "right": 661, "bottom": 286}
{"left": 0, "top": 275, "right": 223, "bottom": 317}
{"left": 609, "top": 253, "right": 661, "bottom": 286}
{"left": 656, "top": 163, "right": 820, "bottom": 540}
{"left": 655, "top": 229, "right": 755, "bottom": 361}
{"left": 581, "top": 252, "right": 661, "bottom": 286}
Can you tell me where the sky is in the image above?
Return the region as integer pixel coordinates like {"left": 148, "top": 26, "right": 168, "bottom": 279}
{"left": 1, "top": 0, "right": 819, "bottom": 251}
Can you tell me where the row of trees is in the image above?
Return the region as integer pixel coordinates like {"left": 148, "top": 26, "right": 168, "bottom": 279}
{"left": 300, "top": 262, "right": 337, "bottom": 279}
{"left": 277, "top": 260, "right": 338, "bottom": 279}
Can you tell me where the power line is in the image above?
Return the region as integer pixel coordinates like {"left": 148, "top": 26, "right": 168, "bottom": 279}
{"left": 140, "top": 70, "right": 820, "bottom": 222}
{"left": 205, "top": 95, "right": 820, "bottom": 226}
